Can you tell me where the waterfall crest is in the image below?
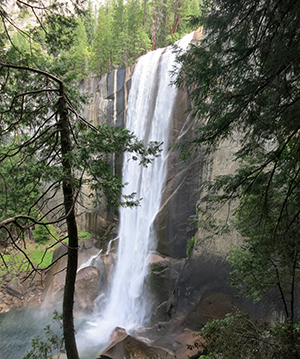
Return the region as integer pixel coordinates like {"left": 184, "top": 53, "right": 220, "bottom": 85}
{"left": 79, "top": 32, "right": 194, "bottom": 350}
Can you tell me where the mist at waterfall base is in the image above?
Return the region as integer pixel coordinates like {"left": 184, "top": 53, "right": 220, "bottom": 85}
{"left": 77, "top": 32, "right": 195, "bottom": 358}
{"left": 0, "top": 306, "right": 61, "bottom": 359}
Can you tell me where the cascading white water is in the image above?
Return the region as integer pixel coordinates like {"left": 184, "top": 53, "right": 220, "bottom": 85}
{"left": 78, "top": 32, "right": 194, "bottom": 352}
{"left": 77, "top": 250, "right": 102, "bottom": 272}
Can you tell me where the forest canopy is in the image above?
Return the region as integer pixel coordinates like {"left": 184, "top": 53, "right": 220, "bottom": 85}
{"left": 1, "top": 0, "right": 200, "bottom": 80}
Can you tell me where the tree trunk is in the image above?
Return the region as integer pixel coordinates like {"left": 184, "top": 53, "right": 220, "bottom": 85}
{"left": 171, "top": 1, "right": 181, "bottom": 40}
{"left": 58, "top": 84, "right": 80, "bottom": 359}
{"left": 152, "top": 4, "right": 157, "bottom": 51}
{"left": 143, "top": 0, "right": 147, "bottom": 25}
{"left": 172, "top": 16, "right": 179, "bottom": 35}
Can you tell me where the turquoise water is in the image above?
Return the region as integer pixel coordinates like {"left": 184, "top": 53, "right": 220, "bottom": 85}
{"left": 0, "top": 306, "right": 104, "bottom": 359}
{"left": 0, "top": 306, "right": 59, "bottom": 359}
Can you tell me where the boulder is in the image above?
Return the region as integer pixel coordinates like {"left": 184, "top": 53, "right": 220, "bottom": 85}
{"left": 42, "top": 243, "right": 68, "bottom": 307}
{"left": 101, "top": 252, "right": 117, "bottom": 281}
{"left": 6, "top": 278, "right": 26, "bottom": 299}
{"left": 75, "top": 266, "right": 100, "bottom": 309}
{"left": 42, "top": 242, "right": 109, "bottom": 310}
{"left": 97, "top": 327, "right": 173, "bottom": 359}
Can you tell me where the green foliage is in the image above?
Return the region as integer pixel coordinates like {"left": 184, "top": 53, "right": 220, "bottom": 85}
{"left": 0, "top": 143, "right": 41, "bottom": 247}
{"left": 186, "top": 236, "right": 194, "bottom": 257}
{"left": 227, "top": 162, "right": 300, "bottom": 319}
{"left": 75, "top": 123, "right": 162, "bottom": 207}
{"left": 30, "top": 247, "right": 53, "bottom": 268}
{"left": 81, "top": 0, "right": 96, "bottom": 46}
{"left": 189, "top": 313, "right": 300, "bottom": 359}
{"left": 32, "top": 223, "right": 50, "bottom": 244}
{"left": 0, "top": 227, "right": 57, "bottom": 277}
{"left": 176, "top": 0, "right": 300, "bottom": 323}
{"left": 22, "top": 310, "right": 65, "bottom": 359}
{"left": 44, "top": 12, "right": 78, "bottom": 56}
{"left": 1, "top": 0, "right": 201, "bottom": 79}
{"left": 90, "top": 4, "right": 112, "bottom": 75}
{"left": 78, "top": 231, "right": 92, "bottom": 241}
{"left": 69, "top": 18, "right": 89, "bottom": 80}
{"left": 177, "top": 0, "right": 300, "bottom": 152}
{"left": 89, "top": 0, "right": 200, "bottom": 75}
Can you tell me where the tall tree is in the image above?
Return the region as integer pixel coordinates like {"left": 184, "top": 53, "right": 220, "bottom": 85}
{"left": 176, "top": 0, "right": 300, "bottom": 330}
{"left": 126, "top": 0, "right": 151, "bottom": 63}
{"left": 70, "top": 18, "right": 89, "bottom": 80}
{"left": 110, "top": 0, "right": 129, "bottom": 66}
{"left": 90, "top": 4, "right": 112, "bottom": 75}
{"left": 81, "top": 0, "right": 96, "bottom": 46}
{"left": 0, "top": 2, "right": 161, "bottom": 358}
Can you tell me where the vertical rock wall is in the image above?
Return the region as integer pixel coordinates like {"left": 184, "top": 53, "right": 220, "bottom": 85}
{"left": 77, "top": 67, "right": 134, "bottom": 240}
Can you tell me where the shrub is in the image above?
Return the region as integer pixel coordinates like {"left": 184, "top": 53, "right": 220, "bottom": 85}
{"left": 186, "top": 236, "right": 195, "bottom": 257}
{"left": 32, "top": 224, "right": 50, "bottom": 244}
{"left": 22, "top": 311, "right": 65, "bottom": 359}
{"left": 188, "top": 313, "right": 300, "bottom": 359}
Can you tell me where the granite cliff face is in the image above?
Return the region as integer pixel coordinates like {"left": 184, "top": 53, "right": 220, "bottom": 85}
{"left": 70, "top": 66, "right": 134, "bottom": 241}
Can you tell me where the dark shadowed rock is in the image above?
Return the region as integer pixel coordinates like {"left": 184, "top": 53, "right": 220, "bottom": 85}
{"left": 155, "top": 89, "right": 201, "bottom": 259}
{"left": 97, "top": 327, "right": 174, "bottom": 359}
{"left": 148, "top": 253, "right": 183, "bottom": 322}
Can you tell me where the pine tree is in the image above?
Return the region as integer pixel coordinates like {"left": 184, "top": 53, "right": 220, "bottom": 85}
{"left": 176, "top": 0, "right": 300, "bottom": 329}
{"left": 126, "top": 0, "right": 151, "bottom": 63}
{"left": 70, "top": 19, "right": 89, "bottom": 80}
{"left": 90, "top": 4, "right": 112, "bottom": 75}
{"left": 110, "top": 0, "right": 128, "bottom": 66}
{"left": 82, "top": 0, "right": 96, "bottom": 46}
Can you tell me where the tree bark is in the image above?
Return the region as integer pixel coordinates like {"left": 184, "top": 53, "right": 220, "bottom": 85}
{"left": 143, "top": 0, "right": 147, "bottom": 25}
{"left": 152, "top": 2, "right": 157, "bottom": 51}
{"left": 58, "top": 84, "right": 80, "bottom": 359}
{"left": 0, "top": 59, "right": 81, "bottom": 359}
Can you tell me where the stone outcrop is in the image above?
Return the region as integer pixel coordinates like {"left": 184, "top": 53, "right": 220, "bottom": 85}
{"left": 148, "top": 253, "right": 184, "bottom": 323}
{"left": 155, "top": 88, "right": 201, "bottom": 259}
{"left": 77, "top": 67, "right": 134, "bottom": 240}
{"left": 75, "top": 266, "right": 100, "bottom": 310}
{"left": 42, "top": 240, "right": 115, "bottom": 311}
{"left": 97, "top": 327, "right": 173, "bottom": 359}
{"left": 0, "top": 271, "right": 45, "bottom": 313}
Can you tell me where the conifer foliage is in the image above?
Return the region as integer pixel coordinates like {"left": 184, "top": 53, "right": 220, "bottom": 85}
{"left": 177, "top": 0, "right": 300, "bottom": 355}
{"left": 90, "top": 0, "right": 200, "bottom": 75}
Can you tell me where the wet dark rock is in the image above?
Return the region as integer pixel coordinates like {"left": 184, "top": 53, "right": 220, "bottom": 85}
{"left": 97, "top": 327, "right": 173, "bottom": 359}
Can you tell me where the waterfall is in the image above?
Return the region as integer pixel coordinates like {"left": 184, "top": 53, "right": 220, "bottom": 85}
{"left": 78, "top": 32, "right": 194, "bottom": 352}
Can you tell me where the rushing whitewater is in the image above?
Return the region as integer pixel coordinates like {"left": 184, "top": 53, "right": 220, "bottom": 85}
{"left": 78, "top": 32, "right": 194, "bottom": 351}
